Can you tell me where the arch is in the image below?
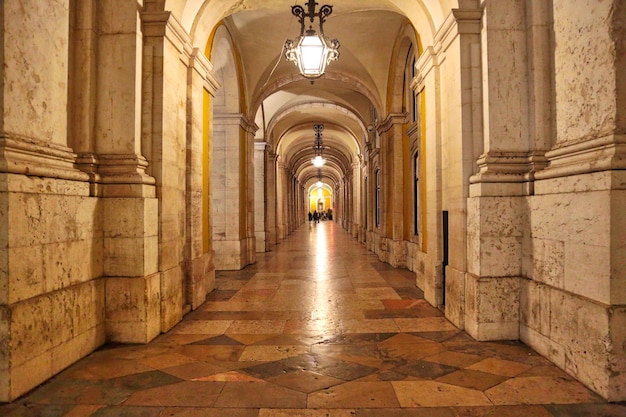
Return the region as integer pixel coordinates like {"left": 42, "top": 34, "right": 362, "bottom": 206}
{"left": 388, "top": 21, "right": 421, "bottom": 114}
{"left": 210, "top": 25, "right": 241, "bottom": 113}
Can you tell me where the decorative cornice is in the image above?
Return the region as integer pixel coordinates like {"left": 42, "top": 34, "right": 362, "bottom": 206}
{"left": 0, "top": 134, "right": 89, "bottom": 181}
{"left": 379, "top": 113, "right": 408, "bottom": 133}
{"left": 535, "top": 134, "right": 626, "bottom": 179}
{"left": 188, "top": 48, "right": 220, "bottom": 95}
{"left": 469, "top": 151, "right": 549, "bottom": 184}
{"left": 436, "top": 8, "right": 483, "bottom": 52}
{"left": 413, "top": 46, "right": 439, "bottom": 92}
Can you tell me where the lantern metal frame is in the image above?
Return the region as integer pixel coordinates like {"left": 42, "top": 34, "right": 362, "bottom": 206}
{"left": 311, "top": 123, "right": 327, "bottom": 167}
{"left": 284, "top": 0, "right": 340, "bottom": 79}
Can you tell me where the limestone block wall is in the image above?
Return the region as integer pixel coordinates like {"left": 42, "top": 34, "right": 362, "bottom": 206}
{"left": 518, "top": 0, "right": 626, "bottom": 401}
{"left": 0, "top": 178, "right": 105, "bottom": 402}
{"left": 522, "top": 172, "right": 626, "bottom": 401}
{"left": 0, "top": 0, "right": 107, "bottom": 401}
{"left": 155, "top": 21, "right": 189, "bottom": 332}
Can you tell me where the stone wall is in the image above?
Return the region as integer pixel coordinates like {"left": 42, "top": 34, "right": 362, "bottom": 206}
{"left": 0, "top": 176, "right": 105, "bottom": 401}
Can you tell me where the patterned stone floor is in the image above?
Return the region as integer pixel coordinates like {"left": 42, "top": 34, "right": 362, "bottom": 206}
{"left": 2, "top": 222, "right": 625, "bottom": 416}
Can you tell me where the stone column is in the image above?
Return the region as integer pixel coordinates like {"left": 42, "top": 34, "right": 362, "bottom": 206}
{"left": 464, "top": 1, "right": 530, "bottom": 341}
{"left": 380, "top": 114, "right": 408, "bottom": 268}
{"left": 254, "top": 142, "right": 268, "bottom": 252}
{"left": 211, "top": 113, "right": 255, "bottom": 270}
{"left": 245, "top": 122, "right": 257, "bottom": 263}
{"left": 527, "top": 0, "right": 626, "bottom": 402}
{"left": 413, "top": 48, "right": 444, "bottom": 307}
{"left": 430, "top": 8, "right": 483, "bottom": 327}
{"left": 276, "top": 161, "right": 286, "bottom": 240}
{"left": 183, "top": 48, "right": 219, "bottom": 310}
{"left": 265, "top": 151, "right": 278, "bottom": 249}
{"left": 0, "top": 0, "right": 99, "bottom": 402}
{"left": 351, "top": 161, "right": 361, "bottom": 237}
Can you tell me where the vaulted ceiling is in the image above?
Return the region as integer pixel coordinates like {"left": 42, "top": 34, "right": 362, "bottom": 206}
{"left": 171, "top": 0, "right": 453, "bottom": 191}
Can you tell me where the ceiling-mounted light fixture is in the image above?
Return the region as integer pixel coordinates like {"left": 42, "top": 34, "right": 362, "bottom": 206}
{"left": 316, "top": 169, "right": 323, "bottom": 188}
{"left": 284, "top": 0, "right": 340, "bottom": 79}
{"left": 311, "top": 123, "right": 327, "bottom": 167}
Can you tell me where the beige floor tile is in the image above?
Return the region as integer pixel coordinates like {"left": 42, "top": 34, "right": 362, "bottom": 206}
{"left": 342, "top": 318, "right": 400, "bottom": 333}
{"left": 484, "top": 376, "right": 601, "bottom": 405}
{"left": 395, "top": 317, "right": 458, "bottom": 332}
{"left": 238, "top": 345, "right": 310, "bottom": 361}
{"left": 308, "top": 381, "right": 400, "bottom": 408}
{"left": 423, "top": 351, "right": 484, "bottom": 368}
{"left": 392, "top": 381, "right": 493, "bottom": 407}
{"left": 466, "top": 358, "right": 533, "bottom": 377}
{"left": 227, "top": 320, "right": 286, "bottom": 334}
{"left": 259, "top": 410, "right": 355, "bottom": 417}
{"left": 172, "top": 320, "right": 233, "bottom": 334}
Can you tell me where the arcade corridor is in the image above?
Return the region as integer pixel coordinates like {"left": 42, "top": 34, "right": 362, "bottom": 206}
{"left": 1, "top": 222, "right": 624, "bottom": 417}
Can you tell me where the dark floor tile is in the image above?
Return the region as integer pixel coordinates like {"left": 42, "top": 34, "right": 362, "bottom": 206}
{"left": 124, "top": 381, "right": 224, "bottom": 407}
{"left": 394, "top": 360, "right": 458, "bottom": 379}
{"left": 190, "top": 335, "right": 244, "bottom": 346}
{"left": 24, "top": 378, "right": 131, "bottom": 406}
{"left": 451, "top": 405, "right": 553, "bottom": 417}
{"left": 544, "top": 403, "right": 626, "bottom": 417}
{"left": 110, "top": 370, "right": 184, "bottom": 392}
{"left": 0, "top": 403, "right": 74, "bottom": 417}
{"left": 410, "top": 331, "right": 461, "bottom": 343}
{"left": 161, "top": 409, "right": 260, "bottom": 417}
{"left": 365, "top": 309, "right": 426, "bottom": 319}
{"left": 92, "top": 406, "right": 164, "bottom": 417}
{"left": 241, "top": 357, "right": 304, "bottom": 379}
{"left": 205, "top": 290, "right": 239, "bottom": 301}
{"left": 396, "top": 287, "right": 426, "bottom": 299}
{"left": 307, "top": 354, "right": 379, "bottom": 381}
{"left": 435, "top": 369, "right": 508, "bottom": 391}
{"left": 213, "top": 382, "right": 307, "bottom": 408}
{"left": 356, "top": 408, "right": 455, "bottom": 417}
{"left": 320, "top": 333, "right": 397, "bottom": 344}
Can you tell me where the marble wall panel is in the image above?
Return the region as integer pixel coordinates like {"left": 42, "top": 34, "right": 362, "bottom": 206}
{"left": 2, "top": 0, "right": 69, "bottom": 145}
{"left": 565, "top": 241, "right": 610, "bottom": 303}
{"left": 104, "top": 236, "right": 158, "bottom": 278}
{"left": 160, "top": 267, "right": 183, "bottom": 332}
{"left": 467, "top": 196, "right": 523, "bottom": 277}
{"left": 530, "top": 238, "right": 565, "bottom": 287}
{"left": 0, "top": 305, "right": 9, "bottom": 397}
{"left": 465, "top": 275, "right": 520, "bottom": 340}
{"left": 103, "top": 198, "right": 159, "bottom": 238}
{"left": 7, "top": 246, "right": 44, "bottom": 304}
{"left": 520, "top": 279, "right": 551, "bottom": 337}
{"left": 105, "top": 273, "right": 161, "bottom": 343}
{"left": 612, "top": 188, "right": 626, "bottom": 304}
{"left": 548, "top": 289, "right": 616, "bottom": 399}
{"left": 608, "top": 307, "right": 626, "bottom": 400}
{"left": 529, "top": 186, "right": 612, "bottom": 304}
{"left": 42, "top": 239, "right": 104, "bottom": 294}
{"left": 482, "top": 29, "right": 529, "bottom": 152}
{"left": 553, "top": 0, "right": 618, "bottom": 144}
{"left": 444, "top": 267, "right": 465, "bottom": 328}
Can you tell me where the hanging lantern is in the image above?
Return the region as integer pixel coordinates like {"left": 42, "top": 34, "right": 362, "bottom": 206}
{"left": 284, "top": 0, "right": 340, "bottom": 79}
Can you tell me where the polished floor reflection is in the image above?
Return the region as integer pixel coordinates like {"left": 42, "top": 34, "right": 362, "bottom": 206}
{"left": 2, "top": 222, "right": 625, "bottom": 416}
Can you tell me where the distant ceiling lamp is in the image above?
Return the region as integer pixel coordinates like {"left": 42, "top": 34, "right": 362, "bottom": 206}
{"left": 284, "top": 0, "right": 340, "bottom": 79}
{"left": 316, "top": 169, "right": 323, "bottom": 188}
{"left": 311, "top": 123, "right": 327, "bottom": 167}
